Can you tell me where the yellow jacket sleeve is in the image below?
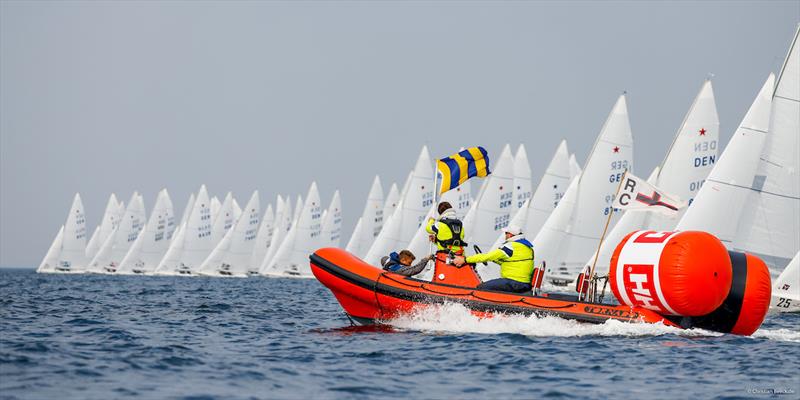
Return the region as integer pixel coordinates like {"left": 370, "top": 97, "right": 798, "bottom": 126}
{"left": 424, "top": 218, "right": 436, "bottom": 235}
{"left": 466, "top": 248, "right": 508, "bottom": 265}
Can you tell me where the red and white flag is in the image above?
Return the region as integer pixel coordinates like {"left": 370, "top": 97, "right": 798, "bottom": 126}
{"left": 612, "top": 172, "right": 687, "bottom": 216}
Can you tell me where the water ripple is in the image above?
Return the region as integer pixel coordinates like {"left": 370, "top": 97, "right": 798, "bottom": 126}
{"left": 0, "top": 268, "right": 798, "bottom": 399}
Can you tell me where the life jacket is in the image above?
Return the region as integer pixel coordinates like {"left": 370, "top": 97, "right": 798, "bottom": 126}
{"left": 436, "top": 218, "right": 467, "bottom": 249}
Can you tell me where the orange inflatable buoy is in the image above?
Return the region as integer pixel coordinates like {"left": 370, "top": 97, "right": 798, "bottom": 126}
{"left": 689, "top": 252, "right": 772, "bottom": 336}
{"left": 610, "top": 230, "right": 732, "bottom": 316}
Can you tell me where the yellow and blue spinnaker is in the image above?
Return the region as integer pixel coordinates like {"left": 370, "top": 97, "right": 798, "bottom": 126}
{"left": 437, "top": 147, "right": 491, "bottom": 194}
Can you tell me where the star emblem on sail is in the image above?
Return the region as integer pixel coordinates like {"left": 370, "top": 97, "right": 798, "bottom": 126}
{"left": 612, "top": 171, "right": 688, "bottom": 216}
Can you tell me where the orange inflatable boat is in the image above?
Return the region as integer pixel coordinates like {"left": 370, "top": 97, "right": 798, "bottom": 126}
{"left": 311, "top": 231, "right": 773, "bottom": 336}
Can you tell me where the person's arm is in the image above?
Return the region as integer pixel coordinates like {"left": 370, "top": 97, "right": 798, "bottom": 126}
{"left": 393, "top": 255, "right": 433, "bottom": 276}
{"left": 465, "top": 248, "right": 509, "bottom": 265}
{"left": 424, "top": 218, "right": 437, "bottom": 235}
{"left": 380, "top": 256, "right": 390, "bottom": 268}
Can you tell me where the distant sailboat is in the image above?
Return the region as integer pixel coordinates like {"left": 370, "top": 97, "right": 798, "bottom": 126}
{"left": 198, "top": 191, "right": 260, "bottom": 277}
{"left": 87, "top": 192, "right": 146, "bottom": 274}
{"left": 263, "top": 182, "right": 323, "bottom": 277}
{"left": 155, "top": 185, "right": 213, "bottom": 275}
{"left": 532, "top": 94, "right": 634, "bottom": 283}
{"left": 211, "top": 192, "right": 236, "bottom": 248}
{"left": 50, "top": 193, "right": 89, "bottom": 273}
{"left": 248, "top": 201, "right": 275, "bottom": 276}
{"left": 383, "top": 183, "right": 400, "bottom": 223}
{"left": 770, "top": 252, "right": 799, "bottom": 312}
{"left": 677, "top": 75, "right": 774, "bottom": 248}
{"left": 513, "top": 144, "right": 532, "bottom": 210}
{"left": 364, "top": 146, "right": 434, "bottom": 265}
{"left": 258, "top": 195, "right": 294, "bottom": 275}
{"left": 569, "top": 153, "right": 582, "bottom": 179}
{"left": 588, "top": 80, "right": 719, "bottom": 276}
{"left": 36, "top": 226, "right": 64, "bottom": 273}
{"left": 210, "top": 196, "right": 221, "bottom": 222}
{"left": 504, "top": 140, "right": 573, "bottom": 248}
{"left": 320, "top": 190, "right": 342, "bottom": 248}
{"left": 178, "top": 193, "right": 196, "bottom": 228}
{"left": 677, "top": 29, "right": 799, "bottom": 274}
{"left": 345, "top": 176, "right": 384, "bottom": 258}
{"left": 731, "top": 27, "right": 799, "bottom": 270}
{"left": 85, "top": 193, "right": 122, "bottom": 260}
{"left": 117, "top": 189, "right": 175, "bottom": 275}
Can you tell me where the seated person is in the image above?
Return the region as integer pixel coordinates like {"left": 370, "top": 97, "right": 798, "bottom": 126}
{"left": 381, "top": 250, "right": 433, "bottom": 277}
{"left": 452, "top": 225, "right": 534, "bottom": 293}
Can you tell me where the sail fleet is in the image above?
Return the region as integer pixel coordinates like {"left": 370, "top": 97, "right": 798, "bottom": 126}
{"left": 36, "top": 27, "right": 799, "bottom": 310}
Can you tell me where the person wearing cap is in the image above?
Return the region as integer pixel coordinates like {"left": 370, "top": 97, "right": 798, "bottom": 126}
{"left": 425, "top": 201, "right": 466, "bottom": 255}
{"left": 452, "top": 225, "right": 534, "bottom": 293}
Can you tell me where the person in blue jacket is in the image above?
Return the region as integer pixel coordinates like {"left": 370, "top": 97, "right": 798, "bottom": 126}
{"left": 381, "top": 250, "right": 433, "bottom": 277}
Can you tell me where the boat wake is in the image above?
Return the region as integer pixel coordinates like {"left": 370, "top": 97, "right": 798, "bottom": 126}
{"left": 750, "top": 328, "right": 800, "bottom": 343}
{"left": 387, "top": 303, "right": 800, "bottom": 342}
{"left": 385, "top": 302, "right": 718, "bottom": 338}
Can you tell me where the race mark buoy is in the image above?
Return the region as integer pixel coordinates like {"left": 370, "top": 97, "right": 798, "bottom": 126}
{"left": 609, "top": 230, "right": 732, "bottom": 316}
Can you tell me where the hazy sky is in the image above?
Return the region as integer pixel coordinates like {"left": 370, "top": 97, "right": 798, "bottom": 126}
{"left": 1, "top": 1, "right": 798, "bottom": 267}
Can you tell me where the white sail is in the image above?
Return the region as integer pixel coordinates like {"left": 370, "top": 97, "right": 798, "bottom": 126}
{"left": 258, "top": 195, "right": 294, "bottom": 275}
{"left": 345, "top": 176, "right": 384, "bottom": 258}
{"left": 522, "top": 140, "right": 573, "bottom": 240}
{"left": 677, "top": 75, "right": 775, "bottom": 246}
{"left": 117, "top": 189, "right": 175, "bottom": 274}
{"left": 364, "top": 146, "right": 435, "bottom": 265}
{"left": 589, "top": 80, "right": 719, "bottom": 275}
{"left": 263, "top": 182, "right": 323, "bottom": 277}
{"left": 460, "top": 144, "right": 514, "bottom": 280}
{"left": 513, "top": 144, "right": 533, "bottom": 210}
{"left": 155, "top": 185, "right": 213, "bottom": 275}
{"left": 56, "top": 193, "right": 88, "bottom": 273}
{"left": 320, "top": 190, "right": 342, "bottom": 248}
{"left": 232, "top": 197, "right": 242, "bottom": 221}
{"left": 569, "top": 154, "right": 582, "bottom": 179}
{"left": 179, "top": 193, "right": 196, "bottom": 228}
{"left": 210, "top": 196, "right": 221, "bottom": 222}
{"left": 155, "top": 223, "right": 186, "bottom": 275}
{"left": 248, "top": 201, "right": 275, "bottom": 275}
{"left": 533, "top": 94, "right": 634, "bottom": 282}
{"left": 211, "top": 192, "right": 235, "bottom": 248}
{"left": 87, "top": 192, "right": 146, "bottom": 273}
{"left": 732, "top": 27, "right": 800, "bottom": 269}
{"left": 37, "top": 226, "right": 64, "bottom": 273}
{"left": 770, "top": 251, "right": 800, "bottom": 312}
{"left": 85, "top": 193, "right": 121, "bottom": 260}
{"left": 291, "top": 195, "right": 304, "bottom": 226}
{"left": 198, "top": 191, "right": 260, "bottom": 277}
{"left": 383, "top": 183, "right": 400, "bottom": 221}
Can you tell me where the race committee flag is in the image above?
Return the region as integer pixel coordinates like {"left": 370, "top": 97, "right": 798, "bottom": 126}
{"left": 612, "top": 172, "right": 688, "bottom": 216}
{"left": 437, "top": 147, "right": 491, "bottom": 194}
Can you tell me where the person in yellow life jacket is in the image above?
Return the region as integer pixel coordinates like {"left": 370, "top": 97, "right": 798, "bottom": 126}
{"left": 425, "top": 202, "right": 466, "bottom": 254}
{"left": 453, "top": 225, "right": 534, "bottom": 293}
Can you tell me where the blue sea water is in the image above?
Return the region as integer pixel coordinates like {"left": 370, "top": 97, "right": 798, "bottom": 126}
{"left": 1, "top": 268, "right": 798, "bottom": 400}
